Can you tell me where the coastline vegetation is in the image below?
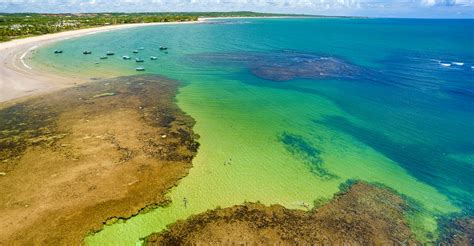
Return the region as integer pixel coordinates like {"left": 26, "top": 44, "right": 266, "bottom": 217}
{"left": 0, "top": 11, "right": 291, "bottom": 42}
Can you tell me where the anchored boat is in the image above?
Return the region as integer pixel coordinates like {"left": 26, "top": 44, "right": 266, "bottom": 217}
{"left": 133, "top": 50, "right": 139, "bottom": 54}
{"left": 135, "top": 58, "right": 144, "bottom": 63}
{"left": 159, "top": 46, "right": 168, "bottom": 50}
{"left": 136, "top": 67, "right": 145, "bottom": 71}
{"left": 54, "top": 49, "right": 63, "bottom": 54}
{"left": 122, "top": 56, "right": 131, "bottom": 60}
{"left": 106, "top": 51, "right": 115, "bottom": 56}
{"left": 100, "top": 56, "right": 108, "bottom": 60}
{"left": 83, "top": 51, "right": 92, "bottom": 55}
{"left": 150, "top": 56, "right": 158, "bottom": 60}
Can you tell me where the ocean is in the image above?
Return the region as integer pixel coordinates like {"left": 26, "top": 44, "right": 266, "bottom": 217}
{"left": 31, "top": 18, "right": 474, "bottom": 245}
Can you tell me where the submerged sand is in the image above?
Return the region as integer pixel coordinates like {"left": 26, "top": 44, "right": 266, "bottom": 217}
{"left": 0, "top": 75, "right": 199, "bottom": 244}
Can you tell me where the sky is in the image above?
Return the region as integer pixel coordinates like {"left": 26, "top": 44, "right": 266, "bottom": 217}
{"left": 0, "top": 0, "right": 473, "bottom": 18}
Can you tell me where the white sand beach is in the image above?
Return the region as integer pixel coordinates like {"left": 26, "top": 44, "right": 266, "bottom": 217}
{"left": 0, "top": 21, "right": 202, "bottom": 104}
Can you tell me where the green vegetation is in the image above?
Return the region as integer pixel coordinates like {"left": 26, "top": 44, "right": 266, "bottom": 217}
{"left": 0, "top": 12, "right": 293, "bottom": 42}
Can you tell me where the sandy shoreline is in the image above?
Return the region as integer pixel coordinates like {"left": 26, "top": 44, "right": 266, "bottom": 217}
{"left": 0, "top": 16, "right": 297, "bottom": 105}
{"left": 0, "top": 20, "right": 203, "bottom": 104}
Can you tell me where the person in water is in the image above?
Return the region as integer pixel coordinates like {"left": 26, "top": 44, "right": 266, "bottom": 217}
{"left": 224, "top": 157, "right": 232, "bottom": 165}
{"left": 183, "top": 197, "right": 188, "bottom": 208}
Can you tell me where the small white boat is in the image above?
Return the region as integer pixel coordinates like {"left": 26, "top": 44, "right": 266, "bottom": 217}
{"left": 83, "top": 51, "right": 92, "bottom": 55}
{"left": 136, "top": 67, "right": 145, "bottom": 71}
{"left": 133, "top": 50, "right": 139, "bottom": 54}
{"left": 100, "top": 56, "right": 108, "bottom": 60}
{"left": 159, "top": 46, "right": 168, "bottom": 50}
{"left": 135, "top": 58, "right": 144, "bottom": 63}
{"left": 106, "top": 51, "right": 115, "bottom": 56}
{"left": 54, "top": 49, "right": 63, "bottom": 54}
{"left": 150, "top": 56, "right": 158, "bottom": 60}
{"left": 122, "top": 56, "right": 131, "bottom": 60}
{"left": 138, "top": 47, "right": 145, "bottom": 50}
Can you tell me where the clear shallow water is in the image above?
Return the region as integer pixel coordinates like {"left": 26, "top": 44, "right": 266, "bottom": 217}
{"left": 32, "top": 18, "right": 474, "bottom": 244}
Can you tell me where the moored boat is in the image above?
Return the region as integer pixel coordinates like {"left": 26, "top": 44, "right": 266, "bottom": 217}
{"left": 83, "top": 51, "right": 92, "bottom": 55}
{"left": 122, "top": 56, "right": 131, "bottom": 60}
{"left": 54, "top": 49, "right": 63, "bottom": 54}
{"left": 150, "top": 56, "right": 158, "bottom": 60}
{"left": 135, "top": 58, "right": 144, "bottom": 63}
{"left": 133, "top": 50, "right": 139, "bottom": 54}
{"left": 159, "top": 46, "right": 168, "bottom": 50}
{"left": 100, "top": 56, "right": 108, "bottom": 60}
{"left": 136, "top": 67, "right": 145, "bottom": 71}
{"left": 106, "top": 51, "right": 115, "bottom": 55}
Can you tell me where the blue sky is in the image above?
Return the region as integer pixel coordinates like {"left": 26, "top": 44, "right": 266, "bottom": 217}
{"left": 0, "top": 0, "right": 473, "bottom": 18}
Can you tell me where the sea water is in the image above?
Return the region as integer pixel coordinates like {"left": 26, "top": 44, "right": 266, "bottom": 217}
{"left": 31, "top": 18, "right": 474, "bottom": 244}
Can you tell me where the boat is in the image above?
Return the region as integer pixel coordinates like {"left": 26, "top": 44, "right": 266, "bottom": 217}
{"left": 83, "top": 51, "right": 92, "bottom": 55}
{"left": 159, "top": 46, "right": 168, "bottom": 50}
{"left": 100, "top": 56, "right": 108, "bottom": 60}
{"left": 138, "top": 47, "right": 145, "bottom": 50}
{"left": 106, "top": 51, "right": 115, "bottom": 56}
{"left": 150, "top": 56, "right": 158, "bottom": 60}
{"left": 133, "top": 50, "right": 139, "bottom": 54}
{"left": 54, "top": 49, "right": 63, "bottom": 54}
{"left": 122, "top": 56, "right": 131, "bottom": 60}
{"left": 136, "top": 67, "right": 145, "bottom": 71}
{"left": 135, "top": 58, "right": 144, "bottom": 63}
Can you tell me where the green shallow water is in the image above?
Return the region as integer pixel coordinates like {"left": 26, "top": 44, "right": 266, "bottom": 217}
{"left": 30, "top": 18, "right": 474, "bottom": 244}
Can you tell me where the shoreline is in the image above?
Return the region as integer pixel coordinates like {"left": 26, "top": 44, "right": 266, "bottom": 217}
{"left": 0, "top": 20, "right": 204, "bottom": 105}
{"left": 0, "top": 16, "right": 297, "bottom": 105}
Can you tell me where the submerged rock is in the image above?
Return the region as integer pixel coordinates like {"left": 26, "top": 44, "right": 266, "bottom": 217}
{"left": 92, "top": 92, "right": 116, "bottom": 98}
{"left": 188, "top": 51, "right": 365, "bottom": 82}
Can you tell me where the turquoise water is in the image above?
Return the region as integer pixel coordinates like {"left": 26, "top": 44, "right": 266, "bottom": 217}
{"left": 32, "top": 18, "right": 474, "bottom": 244}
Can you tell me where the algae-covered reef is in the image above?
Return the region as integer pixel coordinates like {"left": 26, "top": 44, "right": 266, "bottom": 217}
{"left": 187, "top": 51, "right": 366, "bottom": 82}
{"left": 438, "top": 217, "right": 474, "bottom": 245}
{"left": 144, "top": 181, "right": 420, "bottom": 245}
{"left": 0, "top": 75, "right": 199, "bottom": 244}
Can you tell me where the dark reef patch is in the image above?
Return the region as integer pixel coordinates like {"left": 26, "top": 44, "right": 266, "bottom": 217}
{"left": 187, "top": 51, "right": 366, "bottom": 82}
{"left": 279, "top": 132, "right": 336, "bottom": 179}
{"left": 438, "top": 217, "right": 474, "bottom": 245}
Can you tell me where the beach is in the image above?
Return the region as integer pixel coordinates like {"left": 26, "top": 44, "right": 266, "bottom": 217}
{"left": 0, "top": 20, "right": 202, "bottom": 105}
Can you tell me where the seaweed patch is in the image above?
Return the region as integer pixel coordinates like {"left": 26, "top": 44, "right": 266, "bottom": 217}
{"left": 279, "top": 132, "right": 336, "bottom": 179}
{"left": 187, "top": 51, "right": 365, "bottom": 82}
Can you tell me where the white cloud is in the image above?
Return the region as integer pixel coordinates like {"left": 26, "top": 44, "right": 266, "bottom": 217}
{"left": 0, "top": 0, "right": 473, "bottom": 17}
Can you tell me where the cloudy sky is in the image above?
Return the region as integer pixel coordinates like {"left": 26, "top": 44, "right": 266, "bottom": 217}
{"left": 0, "top": 0, "right": 473, "bottom": 18}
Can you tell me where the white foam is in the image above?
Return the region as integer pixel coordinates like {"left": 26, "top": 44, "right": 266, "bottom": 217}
{"left": 20, "top": 45, "right": 38, "bottom": 70}
{"left": 452, "top": 62, "right": 464, "bottom": 66}
{"left": 440, "top": 63, "right": 451, "bottom": 67}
